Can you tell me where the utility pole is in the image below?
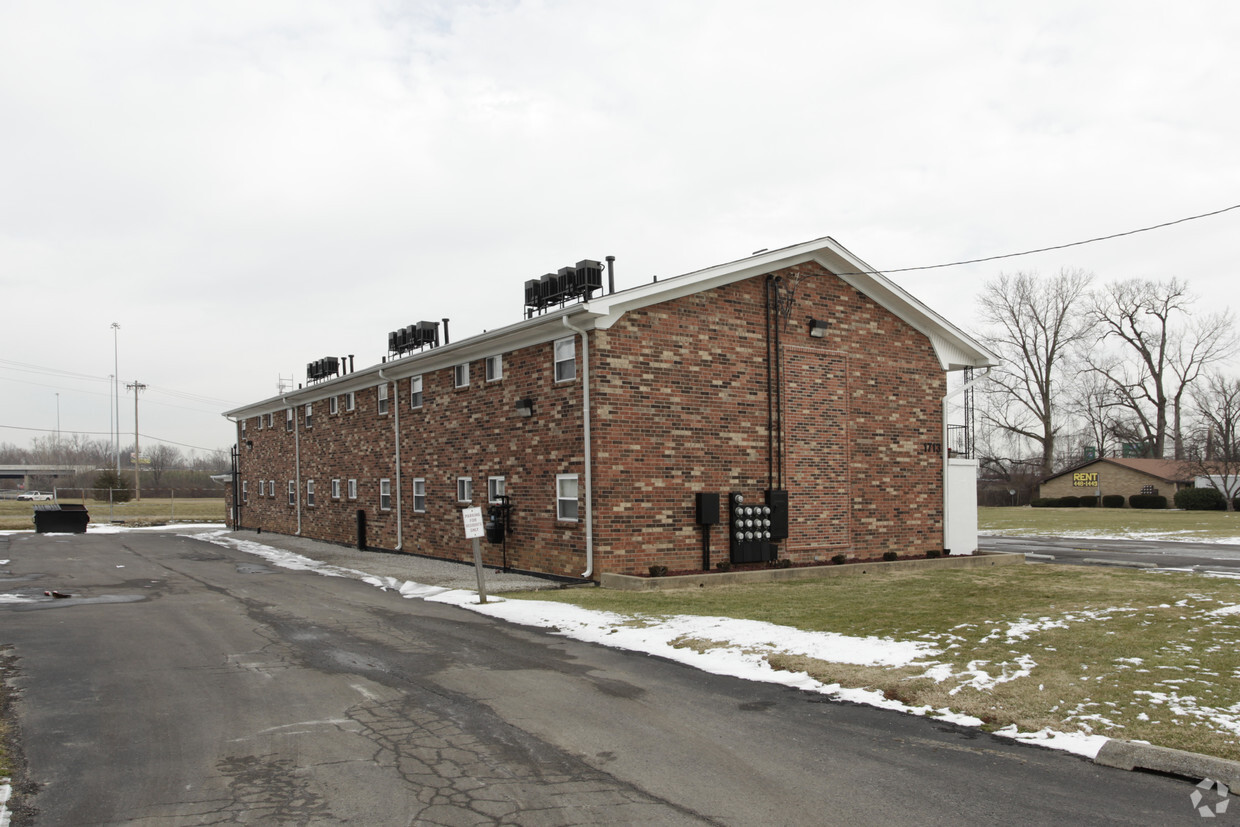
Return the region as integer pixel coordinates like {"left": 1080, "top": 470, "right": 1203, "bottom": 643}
{"left": 127, "top": 381, "right": 146, "bottom": 500}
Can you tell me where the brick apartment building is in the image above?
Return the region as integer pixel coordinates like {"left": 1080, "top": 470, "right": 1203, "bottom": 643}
{"left": 224, "top": 237, "right": 997, "bottom": 580}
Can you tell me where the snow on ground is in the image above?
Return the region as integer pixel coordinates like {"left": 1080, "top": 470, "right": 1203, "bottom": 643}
{"left": 985, "top": 527, "right": 1240, "bottom": 544}
{"left": 175, "top": 529, "right": 1112, "bottom": 759}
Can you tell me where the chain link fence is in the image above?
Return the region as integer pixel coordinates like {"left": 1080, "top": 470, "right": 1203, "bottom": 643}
{"left": 49, "top": 488, "right": 227, "bottom": 525}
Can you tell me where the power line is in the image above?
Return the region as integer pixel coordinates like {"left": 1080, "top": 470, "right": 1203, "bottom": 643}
{"left": 876, "top": 202, "right": 1240, "bottom": 276}
{"left": 0, "top": 423, "right": 227, "bottom": 454}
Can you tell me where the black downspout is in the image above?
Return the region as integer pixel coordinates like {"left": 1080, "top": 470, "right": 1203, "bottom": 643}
{"left": 765, "top": 276, "right": 775, "bottom": 490}
{"left": 774, "top": 277, "right": 784, "bottom": 488}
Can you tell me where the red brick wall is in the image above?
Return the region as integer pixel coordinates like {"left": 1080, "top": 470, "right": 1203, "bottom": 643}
{"left": 234, "top": 262, "right": 947, "bottom": 578}
{"left": 591, "top": 262, "right": 945, "bottom": 574}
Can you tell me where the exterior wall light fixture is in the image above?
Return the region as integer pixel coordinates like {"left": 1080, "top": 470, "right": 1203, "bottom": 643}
{"left": 515, "top": 398, "right": 534, "bottom": 418}
{"left": 808, "top": 319, "right": 829, "bottom": 338}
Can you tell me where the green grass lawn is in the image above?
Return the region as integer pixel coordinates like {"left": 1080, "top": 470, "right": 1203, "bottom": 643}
{"left": 514, "top": 562, "right": 1240, "bottom": 761}
{"left": 0, "top": 497, "right": 226, "bottom": 531}
{"left": 980, "top": 505, "right": 1240, "bottom": 541}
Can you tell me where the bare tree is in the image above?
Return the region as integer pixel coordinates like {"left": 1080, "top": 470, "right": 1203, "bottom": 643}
{"left": 1185, "top": 372, "right": 1240, "bottom": 511}
{"left": 977, "top": 269, "right": 1093, "bottom": 477}
{"left": 145, "top": 442, "right": 183, "bottom": 489}
{"left": 1085, "top": 278, "right": 1237, "bottom": 459}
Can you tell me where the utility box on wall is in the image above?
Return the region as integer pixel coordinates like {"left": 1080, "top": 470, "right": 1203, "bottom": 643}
{"left": 728, "top": 492, "right": 775, "bottom": 564}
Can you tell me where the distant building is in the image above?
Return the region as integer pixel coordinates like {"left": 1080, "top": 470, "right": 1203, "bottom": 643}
{"left": 224, "top": 237, "right": 996, "bottom": 580}
{"left": 1038, "top": 458, "right": 1197, "bottom": 504}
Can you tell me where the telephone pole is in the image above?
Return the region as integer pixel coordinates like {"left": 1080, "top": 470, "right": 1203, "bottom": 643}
{"left": 127, "top": 381, "right": 146, "bottom": 500}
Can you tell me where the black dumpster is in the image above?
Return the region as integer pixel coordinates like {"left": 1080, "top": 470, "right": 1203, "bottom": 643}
{"left": 33, "top": 503, "right": 89, "bottom": 534}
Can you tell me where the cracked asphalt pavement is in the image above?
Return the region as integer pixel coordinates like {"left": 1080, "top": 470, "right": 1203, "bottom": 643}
{"left": 0, "top": 528, "right": 1209, "bottom": 825}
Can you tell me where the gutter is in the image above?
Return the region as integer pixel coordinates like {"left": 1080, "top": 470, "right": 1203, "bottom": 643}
{"left": 378, "top": 369, "right": 402, "bottom": 550}
{"left": 941, "top": 368, "right": 990, "bottom": 554}
{"left": 562, "top": 316, "right": 594, "bottom": 579}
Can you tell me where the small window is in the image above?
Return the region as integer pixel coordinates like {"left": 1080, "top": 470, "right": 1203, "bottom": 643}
{"left": 454, "top": 363, "right": 470, "bottom": 388}
{"left": 259, "top": 480, "right": 266, "bottom": 498}
{"left": 457, "top": 476, "right": 473, "bottom": 503}
{"left": 242, "top": 480, "right": 248, "bottom": 503}
{"left": 345, "top": 391, "right": 356, "bottom": 412}
{"left": 556, "top": 474, "right": 579, "bottom": 521}
{"left": 241, "top": 419, "right": 247, "bottom": 437}
{"left": 488, "top": 476, "right": 506, "bottom": 503}
{"left": 410, "top": 375, "right": 423, "bottom": 409}
{"left": 331, "top": 479, "right": 341, "bottom": 500}
{"left": 330, "top": 396, "right": 339, "bottom": 415}
{"left": 306, "top": 479, "right": 315, "bottom": 507}
{"left": 554, "top": 336, "right": 576, "bottom": 382}
{"left": 287, "top": 481, "right": 295, "bottom": 505}
{"left": 377, "top": 383, "right": 389, "bottom": 415}
{"left": 486, "top": 354, "right": 503, "bottom": 382}
{"left": 304, "top": 403, "right": 313, "bottom": 430}
{"left": 266, "top": 413, "right": 274, "bottom": 429}
{"left": 256, "top": 416, "right": 262, "bottom": 431}
{"left": 269, "top": 479, "right": 275, "bottom": 498}
{"left": 413, "top": 478, "right": 426, "bottom": 512}
{"left": 348, "top": 478, "right": 357, "bottom": 500}
{"left": 380, "top": 478, "right": 392, "bottom": 511}
{"left": 285, "top": 409, "right": 294, "bottom": 432}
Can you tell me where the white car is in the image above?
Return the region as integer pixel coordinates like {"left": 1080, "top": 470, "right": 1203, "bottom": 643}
{"left": 17, "top": 491, "right": 53, "bottom": 501}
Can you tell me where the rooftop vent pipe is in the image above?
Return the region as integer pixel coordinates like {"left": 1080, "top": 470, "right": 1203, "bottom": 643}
{"left": 442, "top": 318, "right": 450, "bottom": 344}
{"left": 606, "top": 255, "right": 615, "bottom": 294}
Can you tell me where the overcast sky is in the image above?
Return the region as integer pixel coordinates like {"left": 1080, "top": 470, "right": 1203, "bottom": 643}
{"left": 3, "top": 1, "right": 1239, "bottom": 460}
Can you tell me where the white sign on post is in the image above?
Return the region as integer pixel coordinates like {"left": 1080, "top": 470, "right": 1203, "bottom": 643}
{"left": 462, "top": 507, "right": 485, "bottom": 539}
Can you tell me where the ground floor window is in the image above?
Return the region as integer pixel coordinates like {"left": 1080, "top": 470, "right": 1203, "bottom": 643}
{"left": 242, "top": 481, "right": 248, "bottom": 503}
{"left": 488, "top": 476, "right": 506, "bottom": 503}
{"left": 287, "top": 481, "right": 295, "bottom": 505}
{"left": 306, "top": 479, "right": 315, "bottom": 507}
{"left": 457, "top": 476, "right": 473, "bottom": 502}
{"left": 556, "top": 474, "right": 578, "bottom": 521}
{"left": 348, "top": 479, "right": 358, "bottom": 500}
{"left": 331, "top": 479, "right": 341, "bottom": 500}
{"left": 380, "top": 479, "right": 392, "bottom": 511}
{"left": 413, "top": 478, "right": 426, "bottom": 512}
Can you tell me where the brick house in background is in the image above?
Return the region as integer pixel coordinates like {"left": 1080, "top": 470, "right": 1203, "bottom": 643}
{"left": 1038, "top": 458, "right": 1197, "bottom": 504}
{"left": 224, "top": 237, "right": 997, "bottom": 580}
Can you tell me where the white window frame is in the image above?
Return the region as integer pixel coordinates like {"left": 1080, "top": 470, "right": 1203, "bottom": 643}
{"left": 329, "top": 395, "right": 339, "bottom": 415}
{"left": 457, "top": 476, "right": 473, "bottom": 503}
{"left": 454, "top": 363, "right": 470, "bottom": 388}
{"left": 241, "top": 419, "right": 247, "bottom": 437}
{"left": 256, "top": 416, "right": 262, "bottom": 431}
{"left": 485, "top": 354, "right": 503, "bottom": 382}
{"left": 413, "top": 478, "right": 426, "bottom": 513}
{"left": 331, "top": 478, "right": 341, "bottom": 500}
{"left": 347, "top": 478, "right": 358, "bottom": 500}
{"left": 380, "top": 478, "right": 392, "bottom": 511}
{"left": 266, "top": 413, "right": 274, "bottom": 429}
{"left": 287, "top": 480, "right": 295, "bottom": 505}
{"left": 410, "top": 375, "right": 423, "bottom": 409}
{"left": 242, "top": 480, "right": 248, "bottom": 503}
{"left": 345, "top": 391, "right": 356, "bottom": 412}
{"left": 286, "top": 408, "right": 294, "bottom": 432}
{"left": 377, "top": 383, "right": 389, "bottom": 415}
{"left": 554, "top": 336, "right": 576, "bottom": 382}
{"left": 556, "top": 473, "right": 579, "bottom": 521}
{"left": 259, "top": 480, "right": 266, "bottom": 498}
{"left": 488, "top": 476, "right": 506, "bottom": 503}
{"left": 306, "top": 479, "right": 315, "bottom": 507}
{"left": 269, "top": 479, "right": 275, "bottom": 498}
{"left": 304, "top": 403, "right": 313, "bottom": 429}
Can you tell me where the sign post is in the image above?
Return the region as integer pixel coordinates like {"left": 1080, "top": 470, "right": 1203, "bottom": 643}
{"left": 462, "top": 506, "right": 488, "bottom": 604}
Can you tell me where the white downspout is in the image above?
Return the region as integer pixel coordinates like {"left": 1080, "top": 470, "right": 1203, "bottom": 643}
{"left": 563, "top": 317, "right": 594, "bottom": 578}
{"left": 941, "top": 368, "right": 990, "bottom": 554}
{"left": 378, "top": 369, "right": 403, "bottom": 550}
{"left": 284, "top": 396, "right": 301, "bottom": 536}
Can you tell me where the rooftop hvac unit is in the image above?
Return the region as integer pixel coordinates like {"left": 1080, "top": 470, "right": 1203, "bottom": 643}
{"left": 388, "top": 331, "right": 398, "bottom": 352}
{"left": 415, "top": 320, "right": 440, "bottom": 348}
{"left": 539, "top": 273, "right": 557, "bottom": 304}
{"left": 524, "top": 279, "right": 540, "bottom": 309}
{"left": 576, "top": 259, "right": 603, "bottom": 297}
{"left": 556, "top": 266, "right": 576, "bottom": 299}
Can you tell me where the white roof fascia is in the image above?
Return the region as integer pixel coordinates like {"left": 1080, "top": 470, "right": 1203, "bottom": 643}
{"left": 223, "top": 305, "right": 605, "bottom": 420}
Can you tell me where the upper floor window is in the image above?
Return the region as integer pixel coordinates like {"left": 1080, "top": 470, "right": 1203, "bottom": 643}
{"left": 287, "top": 480, "right": 295, "bottom": 505}
{"left": 554, "top": 336, "right": 576, "bottom": 382}
{"left": 285, "top": 409, "right": 294, "bottom": 432}
{"left": 486, "top": 354, "right": 503, "bottom": 382}
{"left": 347, "top": 478, "right": 358, "bottom": 500}
{"left": 331, "top": 479, "right": 341, "bottom": 500}
{"left": 329, "top": 395, "right": 339, "bottom": 415}
{"left": 306, "top": 479, "right": 315, "bottom": 507}
{"left": 410, "top": 375, "right": 423, "bottom": 409}
{"left": 377, "top": 383, "right": 389, "bottom": 415}
{"left": 454, "top": 363, "right": 470, "bottom": 388}
{"left": 266, "top": 412, "right": 274, "bottom": 429}
{"left": 259, "top": 480, "right": 266, "bottom": 497}
{"left": 241, "top": 419, "right": 247, "bottom": 437}
{"left": 556, "top": 473, "right": 579, "bottom": 521}
{"left": 345, "top": 391, "right": 356, "bottom": 412}
{"left": 241, "top": 480, "right": 248, "bottom": 503}
{"left": 304, "top": 403, "right": 313, "bottom": 429}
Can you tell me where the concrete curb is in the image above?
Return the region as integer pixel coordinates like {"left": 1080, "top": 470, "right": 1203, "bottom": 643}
{"left": 1096, "top": 739, "right": 1240, "bottom": 788}
{"left": 600, "top": 551, "right": 1023, "bottom": 591}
